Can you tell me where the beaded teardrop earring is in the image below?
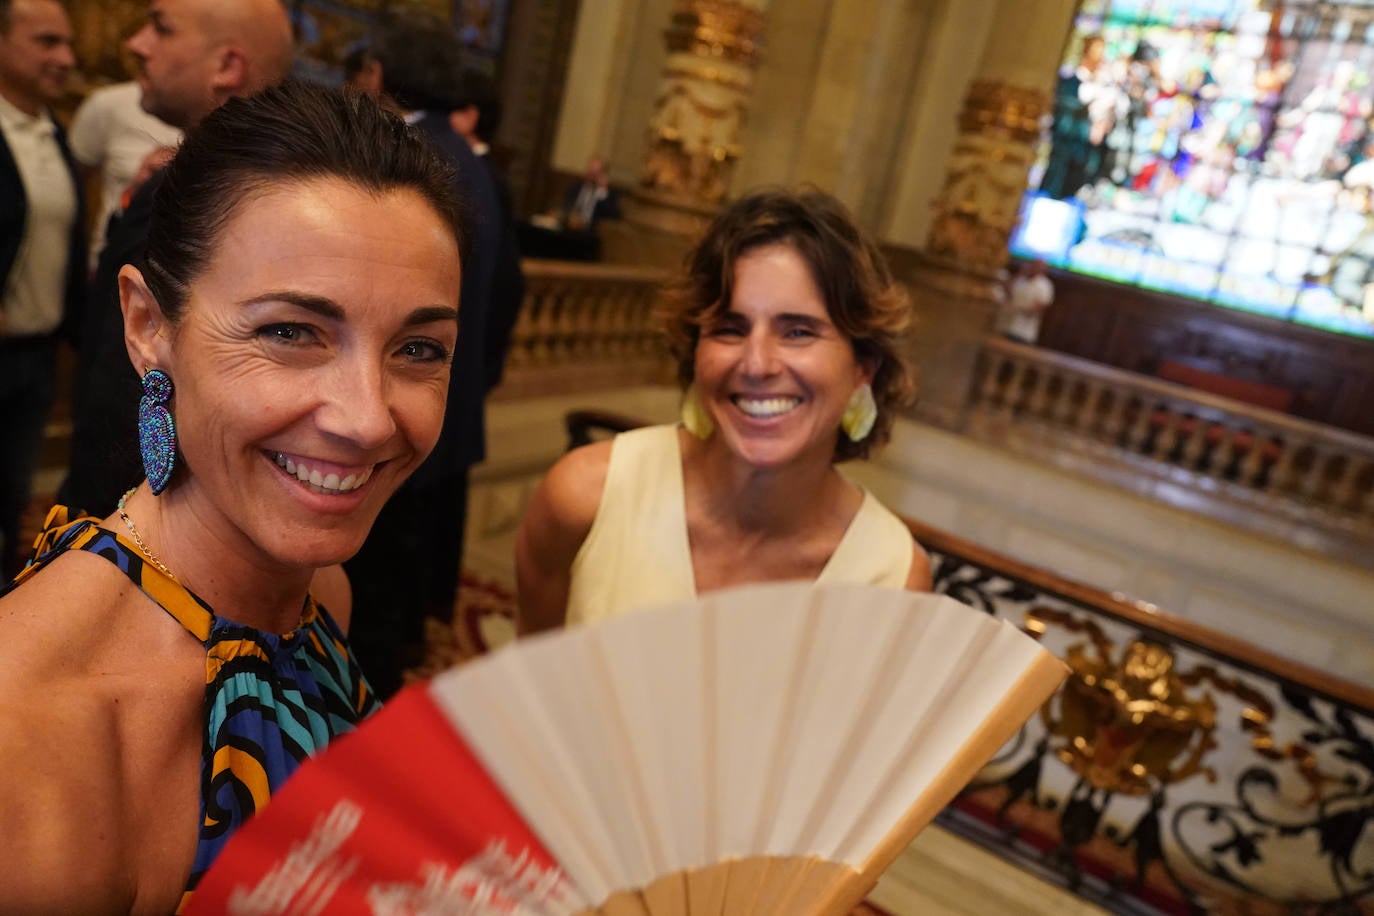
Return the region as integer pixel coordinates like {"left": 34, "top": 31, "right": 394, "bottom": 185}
{"left": 138, "top": 368, "right": 179, "bottom": 494}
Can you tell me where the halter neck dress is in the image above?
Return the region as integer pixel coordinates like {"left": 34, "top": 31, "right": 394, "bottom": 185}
{"left": 3, "top": 505, "right": 382, "bottom": 911}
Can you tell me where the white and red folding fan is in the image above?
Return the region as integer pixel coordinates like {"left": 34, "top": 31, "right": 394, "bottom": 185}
{"left": 188, "top": 582, "right": 1067, "bottom": 915}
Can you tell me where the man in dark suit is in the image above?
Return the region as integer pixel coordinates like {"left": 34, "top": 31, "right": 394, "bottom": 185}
{"left": 449, "top": 66, "right": 525, "bottom": 390}
{"left": 0, "top": 0, "right": 83, "bottom": 576}
{"left": 58, "top": 0, "right": 295, "bottom": 516}
{"left": 346, "top": 11, "right": 505, "bottom": 697}
{"left": 561, "top": 156, "right": 621, "bottom": 232}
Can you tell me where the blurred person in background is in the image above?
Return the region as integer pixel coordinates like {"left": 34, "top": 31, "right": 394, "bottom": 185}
{"left": 67, "top": 79, "right": 181, "bottom": 272}
{"left": 59, "top": 0, "right": 295, "bottom": 519}
{"left": 342, "top": 44, "right": 381, "bottom": 96}
{"left": 998, "top": 258, "right": 1055, "bottom": 345}
{"left": 560, "top": 154, "right": 620, "bottom": 232}
{"left": 346, "top": 10, "right": 504, "bottom": 698}
{"left": 449, "top": 64, "right": 525, "bottom": 390}
{"left": 0, "top": 0, "right": 83, "bottom": 578}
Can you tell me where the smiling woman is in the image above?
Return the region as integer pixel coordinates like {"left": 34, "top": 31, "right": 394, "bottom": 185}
{"left": 0, "top": 82, "right": 463, "bottom": 913}
{"left": 515, "top": 189, "right": 932, "bottom": 635}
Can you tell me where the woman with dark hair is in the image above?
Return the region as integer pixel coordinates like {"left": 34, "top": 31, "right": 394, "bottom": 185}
{"left": 0, "top": 82, "right": 464, "bottom": 912}
{"left": 516, "top": 189, "right": 931, "bottom": 633}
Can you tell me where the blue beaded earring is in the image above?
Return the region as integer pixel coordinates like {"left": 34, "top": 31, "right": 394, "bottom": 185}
{"left": 139, "top": 368, "right": 178, "bottom": 495}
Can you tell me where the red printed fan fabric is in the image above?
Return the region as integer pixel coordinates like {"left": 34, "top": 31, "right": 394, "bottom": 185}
{"left": 187, "top": 685, "right": 579, "bottom": 915}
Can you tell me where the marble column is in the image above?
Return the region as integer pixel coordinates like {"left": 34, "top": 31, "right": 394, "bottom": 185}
{"left": 906, "top": 0, "right": 1076, "bottom": 429}
{"left": 604, "top": 0, "right": 768, "bottom": 266}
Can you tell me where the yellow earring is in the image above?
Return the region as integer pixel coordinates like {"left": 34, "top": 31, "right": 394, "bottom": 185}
{"left": 841, "top": 383, "right": 877, "bottom": 442}
{"left": 680, "top": 385, "right": 714, "bottom": 439}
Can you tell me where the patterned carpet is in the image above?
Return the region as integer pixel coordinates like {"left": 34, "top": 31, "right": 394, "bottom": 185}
{"left": 406, "top": 570, "right": 519, "bottom": 681}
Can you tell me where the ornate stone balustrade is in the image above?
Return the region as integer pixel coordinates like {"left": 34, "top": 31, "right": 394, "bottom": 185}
{"left": 966, "top": 337, "right": 1374, "bottom": 565}
{"left": 492, "top": 260, "right": 674, "bottom": 400}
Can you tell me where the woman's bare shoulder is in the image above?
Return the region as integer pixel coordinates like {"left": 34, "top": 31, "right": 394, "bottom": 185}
{"left": 0, "top": 553, "right": 200, "bottom": 911}
{"left": 0, "top": 550, "right": 142, "bottom": 683}
{"left": 514, "top": 442, "right": 615, "bottom": 634}
{"left": 534, "top": 440, "right": 614, "bottom": 533}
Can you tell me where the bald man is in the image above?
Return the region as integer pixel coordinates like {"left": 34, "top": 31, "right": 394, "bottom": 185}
{"left": 60, "top": 0, "right": 294, "bottom": 515}
{"left": 127, "top": 0, "right": 294, "bottom": 131}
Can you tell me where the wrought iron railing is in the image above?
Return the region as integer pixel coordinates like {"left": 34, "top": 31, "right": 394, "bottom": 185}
{"left": 914, "top": 516, "right": 1374, "bottom": 915}
{"left": 967, "top": 337, "right": 1374, "bottom": 567}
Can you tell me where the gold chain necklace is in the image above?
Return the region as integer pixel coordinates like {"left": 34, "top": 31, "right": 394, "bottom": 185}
{"left": 116, "top": 486, "right": 179, "bottom": 583}
{"left": 112, "top": 487, "right": 315, "bottom": 638}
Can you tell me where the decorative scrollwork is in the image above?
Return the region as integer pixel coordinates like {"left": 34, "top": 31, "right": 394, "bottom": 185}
{"left": 642, "top": 81, "right": 746, "bottom": 203}
{"left": 1171, "top": 691, "right": 1374, "bottom": 907}
{"left": 926, "top": 547, "right": 1374, "bottom": 913}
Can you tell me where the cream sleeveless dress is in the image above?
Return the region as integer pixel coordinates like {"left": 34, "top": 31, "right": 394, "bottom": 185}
{"left": 565, "top": 425, "right": 914, "bottom": 627}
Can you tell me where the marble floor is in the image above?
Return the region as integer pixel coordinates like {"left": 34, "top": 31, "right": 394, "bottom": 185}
{"left": 869, "top": 825, "right": 1110, "bottom": 916}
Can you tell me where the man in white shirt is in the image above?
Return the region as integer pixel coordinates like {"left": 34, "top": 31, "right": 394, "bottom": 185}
{"left": 67, "top": 80, "right": 181, "bottom": 271}
{"left": 1000, "top": 259, "right": 1056, "bottom": 345}
{"left": 61, "top": 0, "right": 294, "bottom": 516}
{"left": 0, "top": 0, "right": 83, "bottom": 576}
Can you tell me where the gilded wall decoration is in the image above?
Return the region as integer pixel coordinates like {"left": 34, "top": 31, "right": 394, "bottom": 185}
{"left": 663, "top": 0, "right": 764, "bottom": 68}
{"left": 642, "top": 81, "right": 746, "bottom": 203}
{"left": 640, "top": 0, "right": 765, "bottom": 205}
{"left": 927, "top": 80, "right": 1050, "bottom": 273}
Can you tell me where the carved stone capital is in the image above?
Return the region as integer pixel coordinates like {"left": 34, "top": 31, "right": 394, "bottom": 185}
{"left": 641, "top": 1, "right": 767, "bottom": 205}
{"left": 959, "top": 79, "right": 1050, "bottom": 145}
{"left": 664, "top": 0, "right": 767, "bottom": 69}
{"left": 926, "top": 79, "right": 1050, "bottom": 273}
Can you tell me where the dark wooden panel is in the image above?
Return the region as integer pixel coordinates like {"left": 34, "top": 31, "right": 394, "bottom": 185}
{"left": 1037, "top": 271, "right": 1374, "bottom": 436}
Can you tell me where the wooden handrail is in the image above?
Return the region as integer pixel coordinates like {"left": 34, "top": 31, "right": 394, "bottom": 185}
{"left": 905, "top": 515, "right": 1374, "bottom": 713}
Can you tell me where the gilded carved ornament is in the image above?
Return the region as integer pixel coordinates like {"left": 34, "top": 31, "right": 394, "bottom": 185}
{"left": 664, "top": 0, "right": 766, "bottom": 69}
{"left": 642, "top": 79, "right": 748, "bottom": 203}
{"left": 927, "top": 80, "right": 1050, "bottom": 272}
{"left": 959, "top": 80, "right": 1049, "bottom": 145}
{"left": 641, "top": 0, "right": 765, "bottom": 204}
{"left": 1027, "top": 607, "right": 1333, "bottom": 803}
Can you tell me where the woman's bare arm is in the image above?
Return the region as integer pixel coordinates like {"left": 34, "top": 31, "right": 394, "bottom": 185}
{"left": 0, "top": 695, "right": 134, "bottom": 912}
{"left": 906, "top": 541, "right": 933, "bottom": 592}
{"left": 513, "top": 443, "right": 611, "bottom": 635}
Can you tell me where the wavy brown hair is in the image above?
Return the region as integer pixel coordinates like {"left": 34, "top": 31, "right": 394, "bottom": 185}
{"left": 659, "top": 188, "right": 915, "bottom": 461}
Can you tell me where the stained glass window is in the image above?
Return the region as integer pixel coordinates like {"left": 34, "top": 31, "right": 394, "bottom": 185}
{"left": 1011, "top": 0, "right": 1374, "bottom": 339}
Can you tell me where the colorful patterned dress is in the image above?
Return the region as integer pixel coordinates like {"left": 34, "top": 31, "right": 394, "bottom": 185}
{"left": 3, "top": 506, "right": 382, "bottom": 911}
